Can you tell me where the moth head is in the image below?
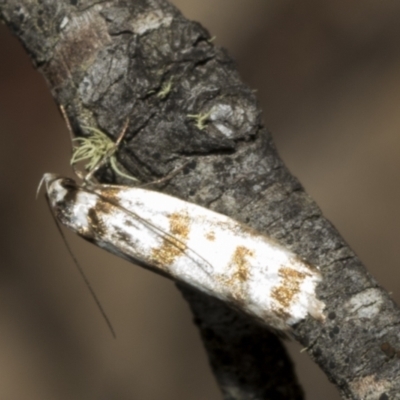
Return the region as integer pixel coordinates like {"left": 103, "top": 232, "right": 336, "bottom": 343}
{"left": 41, "top": 173, "right": 78, "bottom": 206}
{"left": 40, "top": 173, "right": 97, "bottom": 238}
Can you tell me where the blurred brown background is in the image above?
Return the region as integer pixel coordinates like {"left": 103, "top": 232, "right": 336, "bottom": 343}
{"left": 1, "top": 1, "right": 400, "bottom": 399}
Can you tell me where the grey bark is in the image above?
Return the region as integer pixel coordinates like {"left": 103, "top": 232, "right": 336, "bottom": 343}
{"left": 1, "top": 1, "right": 400, "bottom": 399}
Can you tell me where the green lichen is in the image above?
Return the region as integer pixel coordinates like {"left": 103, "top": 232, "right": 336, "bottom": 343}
{"left": 71, "top": 126, "right": 138, "bottom": 182}
{"left": 187, "top": 110, "right": 212, "bottom": 130}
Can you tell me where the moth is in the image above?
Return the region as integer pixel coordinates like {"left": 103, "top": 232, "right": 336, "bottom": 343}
{"left": 42, "top": 172, "right": 325, "bottom": 331}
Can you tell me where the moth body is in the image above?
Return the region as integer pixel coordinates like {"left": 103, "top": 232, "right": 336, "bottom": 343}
{"left": 43, "top": 173, "right": 325, "bottom": 331}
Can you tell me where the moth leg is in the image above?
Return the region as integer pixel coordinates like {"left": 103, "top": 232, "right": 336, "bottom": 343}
{"left": 59, "top": 105, "right": 86, "bottom": 179}
{"left": 140, "top": 161, "right": 192, "bottom": 188}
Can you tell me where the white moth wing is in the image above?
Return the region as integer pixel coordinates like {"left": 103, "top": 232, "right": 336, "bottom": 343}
{"left": 92, "top": 184, "right": 325, "bottom": 329}
{"left": 76, "top": 188, "right": 215, "bottom": 289}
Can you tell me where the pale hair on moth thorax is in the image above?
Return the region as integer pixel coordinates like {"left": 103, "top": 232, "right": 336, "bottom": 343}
{"left": 42, "top": 172, "right": 326, "bottom": 332}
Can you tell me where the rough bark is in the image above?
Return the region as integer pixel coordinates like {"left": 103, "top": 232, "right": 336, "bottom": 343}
{"left": 1, "top": 1, "right": 400, "bottom": 399}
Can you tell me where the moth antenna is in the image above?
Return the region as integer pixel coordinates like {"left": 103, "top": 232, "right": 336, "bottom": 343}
{"left": 59, "top": 105, "right": 75, "bottom": 148}
{"left": 140, "top": 161, "right": 191, "bottom": 188}
{"left": 36, "top": 174, "right": 48, "bottom": 199}
{"left": 45, "top": 195, "right": 116, "bottom": 338}
{"left": 115, "top": 117, "right": 130, "bottom": 146}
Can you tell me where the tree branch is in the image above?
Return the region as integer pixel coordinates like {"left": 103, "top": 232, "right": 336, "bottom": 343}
{"left": 2, "top": 1, "right": 400, "bottom": 399}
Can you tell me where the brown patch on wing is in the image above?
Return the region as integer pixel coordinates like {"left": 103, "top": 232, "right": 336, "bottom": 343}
{"left": 95, "top": 199, "right": 115, "bottom": 215}
{"left": 271, "top": 267, "right": 307, "bottom": 318}
{"left": 87, "top": 198, "right": 138, "bottom": 249}
{"left": 169, "top": 212, "right": 190, "bottom": 238}
{"left": 87, "top": 199, "right": 117, "bottom": 238}
{"left": 223, "top": 246, "right": 254, "bottom": 302}
{"left": 231, "top": 246, "right": 252, "bottom": 283}
{"left": 96, "top": 187, "right": 124, "bottom": 202}
{"left": 205, "top": 231, "right": 215, "bottom": 241}
{"left": 114, "top": 228, "right": 133, "bottom": 246}
{"left": 151, "top": 211, "right": 191, "bottom": 268}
